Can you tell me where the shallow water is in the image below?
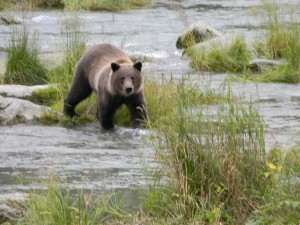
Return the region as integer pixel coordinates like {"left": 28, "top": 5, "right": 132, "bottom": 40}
{"left": 0, "top": 0, "right": 300, "bottom": 195}
{"left": 0, "top": 124, "right": 154, "bottom": 194}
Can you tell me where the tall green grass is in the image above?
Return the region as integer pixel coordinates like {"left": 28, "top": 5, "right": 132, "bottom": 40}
{"left": 3, "top": 28, "right": 48, "bottom": 85}
{"left": 147, "top": 85, "right": 270, "bottom": 224}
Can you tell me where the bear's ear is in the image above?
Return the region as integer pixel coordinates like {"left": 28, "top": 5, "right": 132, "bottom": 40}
{"left": 111, "top": 62, "right": 121, "bottom": 72}
{"left": 133, "top": 61, "right": 142, "bottom": 72}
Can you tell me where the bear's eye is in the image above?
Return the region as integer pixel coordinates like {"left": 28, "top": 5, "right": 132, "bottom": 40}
{"left": 131, "top": 77, "right": 135, "bottom": 83}
{"left": 121, "top": 77, "right": 125, "bottom": 83}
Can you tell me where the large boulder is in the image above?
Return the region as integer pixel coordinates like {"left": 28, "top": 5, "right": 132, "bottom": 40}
{"left": 176, "top": 21, "right": 222, "bottom": 49}
{"left": 0, "top": 85, "right": 51, "bottom": 124}
{"left": 0, "top": 95, "right": 48, "bottom": 124}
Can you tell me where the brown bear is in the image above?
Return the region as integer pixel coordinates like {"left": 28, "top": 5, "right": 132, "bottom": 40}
{"left": 63, "top": 43, "right": 148, "bottom": 129}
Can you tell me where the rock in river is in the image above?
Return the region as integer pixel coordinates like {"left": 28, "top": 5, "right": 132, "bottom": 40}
{"left": 176, "top": 21, "right": 222, "bottom": 49}
{"left": 0, "top": 85, "right": 51, "bottom": 124}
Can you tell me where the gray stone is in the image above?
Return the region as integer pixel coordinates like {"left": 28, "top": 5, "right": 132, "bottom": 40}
{"left": 176, "top": 21, "right": 222, "bottom": 49}
{"left": 0, "top": 95, "right": 48, "bottom": 124}
{"left": 248, "top": 58, "right": 288, "bottom": 72}
{"left": 0, "top": 84, "right": 51, "bottom": 98}
{"left": 0, "top": 15, "right": 22, "bottom": 25}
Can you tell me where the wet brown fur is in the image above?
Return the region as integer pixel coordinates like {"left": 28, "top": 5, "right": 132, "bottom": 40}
{"left": 64, "top": 43, "right": 147, "bottom": 129}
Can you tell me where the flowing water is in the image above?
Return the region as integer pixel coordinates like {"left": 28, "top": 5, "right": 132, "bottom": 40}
{"left": 0, "top": 0, "right": 300, "bottom": 195}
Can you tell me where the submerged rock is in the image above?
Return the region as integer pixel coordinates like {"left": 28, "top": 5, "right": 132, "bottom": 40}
{"left": 176, "top": 21, "right": 222, "bottom": 49}
{"left": 0, "top": 15, "right": 22, "bottom": 25}
{"left": 248, "top": 58, "right": 288, "bottom": 73}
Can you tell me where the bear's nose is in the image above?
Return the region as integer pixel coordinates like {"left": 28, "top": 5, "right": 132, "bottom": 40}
{"left": 126, "top": 87, "right": 133, "bottom": 94}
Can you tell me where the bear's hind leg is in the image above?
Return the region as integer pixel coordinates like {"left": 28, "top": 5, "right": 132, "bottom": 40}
{"left": 64, "top": 73, "right": 92, "bottom": 118}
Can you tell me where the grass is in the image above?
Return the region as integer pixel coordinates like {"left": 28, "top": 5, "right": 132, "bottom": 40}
{"left": 3, "top": 27, "right": 48, "bottom": 85}
{"left": 0, "top": 0, "right": 11, "bottom": 10}
{"left": 185, "top": 1, "right": 300, "bottom": 83}
{"left": 29, "top": 0, "right": 63, "bottom": 8}
{"left": 187, "top": 36, "right": 252, "bottom": 73}
{"left": 64, "top": 0, "right": 152, "bottom": 11}
{"left": 0, "top": 0, "right": 151, "bottom": 11}
{"left": 16, "top": 83, "right": 300, "bottom": 224}
{"left": 147, "top": 85, "right": 269, "bottom": 224}
{"left": 246, "top": 0, "right": 300, "bottom": 83}
{"left": 248, "top": 147, "right": 300, "bottom": 224}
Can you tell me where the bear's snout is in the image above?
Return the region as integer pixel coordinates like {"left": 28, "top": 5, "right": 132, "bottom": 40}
{"left": 125, "top": 87, "right": 133, "bottom": 94}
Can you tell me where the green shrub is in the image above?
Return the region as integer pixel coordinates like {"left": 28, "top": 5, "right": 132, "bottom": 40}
{"left": 4, "top": 28, "right": 48, "bottom": 85}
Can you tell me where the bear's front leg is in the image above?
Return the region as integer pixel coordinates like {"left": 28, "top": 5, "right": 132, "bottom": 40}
{"left": 126, "top": 95, "right": 148, "bottom": 129}
{"left": 97, "top": 102, "right": 117, "bottom": 130}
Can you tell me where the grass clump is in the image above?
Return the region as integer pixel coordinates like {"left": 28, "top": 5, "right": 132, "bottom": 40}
{"left": 64, "top": 0, "right": 152, "bottom": 11}
{"left": 3, "top": 28, "right": 48, "bottom": 85}
{"left": 248, "top": 147, "right": 300, "bottom": 224}
{"left": 29, "top": 0, "right": 64, "bottom": 8}
{"left": 247, "top": 1, "right": 300, "bottom": 83}
{"left": 187, "top": 37, "right": 252, "bottom": 73}
{"left": 19, "top": 176, "right": 99, "bottom": 225}
{"left": 0, "top": 0, "right": 11, "bottom": 10}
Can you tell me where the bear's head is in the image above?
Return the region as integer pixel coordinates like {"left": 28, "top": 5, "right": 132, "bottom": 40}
{"left": 110, "top": 61, "right": 143, "bottom": 96}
